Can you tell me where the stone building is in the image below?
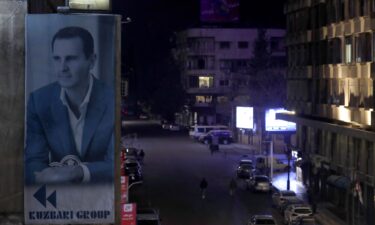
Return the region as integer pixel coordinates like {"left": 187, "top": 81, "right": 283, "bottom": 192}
{"left": 279, "top": 1, "right": 375, "bottom": 225}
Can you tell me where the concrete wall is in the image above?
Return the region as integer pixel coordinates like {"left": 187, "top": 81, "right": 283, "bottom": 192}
{"left": 0, "top": 0, "right": 27, "bottom": 212}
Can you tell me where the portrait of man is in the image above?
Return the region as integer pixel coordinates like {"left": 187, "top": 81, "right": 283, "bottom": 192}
{"left": 25, "top": 26, "right": 114, "bottom": 185}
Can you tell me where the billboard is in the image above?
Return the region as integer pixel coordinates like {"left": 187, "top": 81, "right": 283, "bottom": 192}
{"left": 236, "top": 107, "right": 253, "bottom": 129}
{"left": 265, "top": 108, "right": 296, "bottom": 132}
{"left": 25, "top": 14, "right": 119, "bottom": 224}
{"left": 200, "top": 0, "right": 240, "bottom": 23}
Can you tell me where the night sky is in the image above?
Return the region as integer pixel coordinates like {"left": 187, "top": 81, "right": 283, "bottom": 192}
{"left": 113, "top": 0, "right": 287, "bottom": 105}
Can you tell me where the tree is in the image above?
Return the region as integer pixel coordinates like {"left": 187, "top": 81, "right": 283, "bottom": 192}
{"left": 248, "top": 28, "right": 286, "bottom": 107}
{"left": 148, "top": 54, "right": 186, "bottom": 122}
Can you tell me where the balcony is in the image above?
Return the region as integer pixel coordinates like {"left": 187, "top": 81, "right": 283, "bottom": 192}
{"left": 187, "top": 87, "right": 220, "bottom": 95}
{"left": 193, "top": 102, "right": 214, "bottom": 108}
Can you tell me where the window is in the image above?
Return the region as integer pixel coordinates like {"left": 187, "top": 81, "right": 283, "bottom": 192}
{"left": 337, "top": 0, "right": 345, "bottom": 21}
{"left": 328, "top": 38, "right": 342, "bottom": 64}
{"left": 319, "top": 40, "right": 327, "bottom": 65}
{"left": 270, "top": 37, "right": 284, "bottom": 52}
{"left": 348, "top": 0, "right": 355, "bottom": 18}
{"left": 359, "top": 0, "right": 370, "bottom": 16}
{"left": 219, "top": 80, "right": 229, "bottom": 86}
{"left": 345, "top": 36, "right": 353, "bottom": 64}
{"left": 198, "top": 76, "right": 213, "bottom": 88}
{"left": 198, "top": 59, "right": 205, "bottom": 69}
{"left": 189, "top": 76, "right": 199, "bottom": 88}
{"left": 187, "top": 37, "right": 215, "bottom": 52}
{"left": 196, "top": 95, "right": 213, "bottom": 103}
{"left": 356, "top": 33, "right": 371, "bottom": 63}
{"left": 238, "top": 41, "right": 248, "bottom": 49}
{"left": 219, "top": 59, "right": 250, "bottom": 73}
{"left": 187, "top": 56, "right": 215, "bottom": 70}
{"left": 219, "top": 41, "right": 230, "bottom": 49}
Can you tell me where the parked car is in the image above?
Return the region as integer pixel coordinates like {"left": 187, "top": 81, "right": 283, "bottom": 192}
{"left": 124, "top": 159, "right": 142, "bottom": 183}
{"left": 198, "top": 129, "right": 233, "bottom": 144}
{"left": 137, "top": 208, "right": 162, "bottom": 225}
{"left": 295, "top": 216, "right": 316, "bottom": 225}
{"left": 272, "top": 190, "right": 299, "bottom": 209}
{"left": 247, "top": 215, "right": 276, "bottom": 225}
{"left": 279, "top": 198, "right": 306, "bottom": 214}
{"left": 169, "top": 124, "right": 180, "bottom": 131}
{"left": 139, "top": 113, "right": 149, "bottom": 120}
{"left": 237, "top": 163, "right": 256, "bottom": 179}
{"left": 239, "top": 159, "right": 253, "bottom": 166}
{"left": 284, "top": 204, "right": 313, "bottom": 225}
{"left": 249, "top": 175, "right": 272, "bottom": 192}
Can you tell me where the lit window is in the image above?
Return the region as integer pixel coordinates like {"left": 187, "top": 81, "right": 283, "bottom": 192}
{"left": 199, "top": 76, "right": 213, "bottom": 88}
{"left": 345, "top": 36, "right": 353, "bottom": 64}
{"left": 196, "top": 95, "right": 212, "bottom": 103}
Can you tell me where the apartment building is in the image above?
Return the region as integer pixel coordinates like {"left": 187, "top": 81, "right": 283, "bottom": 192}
{"left": 175, "top": 28, "right": 285, "bottom": 127}
{"left": 279, "top": 1, "right": 375, "bottom": 224}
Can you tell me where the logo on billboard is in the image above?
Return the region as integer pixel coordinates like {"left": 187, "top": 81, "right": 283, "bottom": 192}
{"left": 33, "top": 185, "right": 57, "bottom": 208}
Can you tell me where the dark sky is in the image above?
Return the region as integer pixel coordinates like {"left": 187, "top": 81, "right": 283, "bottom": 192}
{"left": 113, "top": 0, "right": 287, "bottom": 102}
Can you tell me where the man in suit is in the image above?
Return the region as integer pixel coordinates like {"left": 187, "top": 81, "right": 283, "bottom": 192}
{"left": 25, "top": 26, "right": 114, "bottom": 185}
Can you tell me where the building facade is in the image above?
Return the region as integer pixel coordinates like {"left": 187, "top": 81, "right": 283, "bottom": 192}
{"left": 175, "top": 28, "right": 286, "bottom": 129}
{"left": 280, "top": 1, "right": 375, "bottom": 225}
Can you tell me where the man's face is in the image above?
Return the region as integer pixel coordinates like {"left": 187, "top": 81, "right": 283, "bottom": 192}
{"left": 52, "top": 37, "right": 95, "bottom": 90}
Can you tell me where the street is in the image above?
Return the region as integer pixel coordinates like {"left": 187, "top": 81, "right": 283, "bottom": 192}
{"left": 123, "top": 120, "right": 285, "bottom": 225}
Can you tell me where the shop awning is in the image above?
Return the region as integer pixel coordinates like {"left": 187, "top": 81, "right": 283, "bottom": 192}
{"left": 327, "top": 175, "right": 351, "bottom": 189}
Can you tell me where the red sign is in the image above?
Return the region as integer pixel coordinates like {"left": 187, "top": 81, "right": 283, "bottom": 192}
{"left": 121, "top": 203, "right": 137, "bottom": 225}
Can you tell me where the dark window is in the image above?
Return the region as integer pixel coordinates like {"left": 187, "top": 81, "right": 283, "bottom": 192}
{"left": 319, "top": 40, "right": 327, "bottom": 65}
{"left": 219, "top": 80, "right": 229, "bottom": 86}
{"left": 189, "top": 76, "right": 199, "bottom": 88}
{"left": 219, "top": 41, "right": 230, "bottom": 49}
{"left": 318, "top": 3, "right": 327, "bottom": 27}
{"left": 359, "top": 0, "right": 370, "bottom": 16}
{"left": 349, "top": 0, "right": 355, "bottom": 18}
{"left": 328, "top": 38, "right": 342, "bottom": 64}
{"left": 238, "top": 41, "right": 248, "bottom": 49}
{"left": 338, "top": 0, "right": 345, "bottom": 20}
{"left": 356, "top": 33, "right": 371, "bottom": 63}
{"left": 198, "top": 59, "right": 205, "bottom": 69}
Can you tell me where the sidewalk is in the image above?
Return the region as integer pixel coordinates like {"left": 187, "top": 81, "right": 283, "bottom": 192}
{"left": 226, "top": 142, "right": 347, "bottom": 225}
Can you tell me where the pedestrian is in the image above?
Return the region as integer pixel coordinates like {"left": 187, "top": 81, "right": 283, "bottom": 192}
{"left": 139, "top": 149, "right": 145, "bottom": 163}
{"left": 229, "top": 178, "right": 237, "bottom": 196}
{"left": 200, "top": 178, "right": 208, "bottom": 199}
{"left": 307, "top": 187, "right": 317, "bottom": 214}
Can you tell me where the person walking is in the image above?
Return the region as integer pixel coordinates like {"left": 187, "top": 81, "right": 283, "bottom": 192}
{"left": 138, "top": 149, "right": 145, "bottom": 164}
{"left": 229, "top": 178, "right": 237, "bottom": 196}
{"left": 307, "top": 187, "right": 317, "bottom": 213}
{"left": 200, "top": 178, "right": 208, "bottom": 199}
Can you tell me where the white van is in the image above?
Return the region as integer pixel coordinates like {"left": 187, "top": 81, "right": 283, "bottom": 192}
{"left": 189, "top": 125, "right": 228, "bottom": 140}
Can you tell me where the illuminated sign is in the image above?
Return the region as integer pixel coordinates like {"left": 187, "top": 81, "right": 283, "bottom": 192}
{"left": 236, "top": 107, "right": 253, "bottom": 129}
{"left": 265, "top": 108, "right": 296, "bottom": 132}
{"left": 69, "top": 0, "right": 110, "bottom": 10}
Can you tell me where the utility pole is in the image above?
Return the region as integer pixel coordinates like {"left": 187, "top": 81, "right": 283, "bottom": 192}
{"left": 284, "top": 133, "right": 292, "bottom": 190}
{"left": 286, "top": 146, "right": 291, "bottom": 190}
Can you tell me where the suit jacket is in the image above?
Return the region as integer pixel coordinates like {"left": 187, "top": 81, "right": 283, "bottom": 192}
{"left": 25, "top": 78, "right": 114, "bottom": 184}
